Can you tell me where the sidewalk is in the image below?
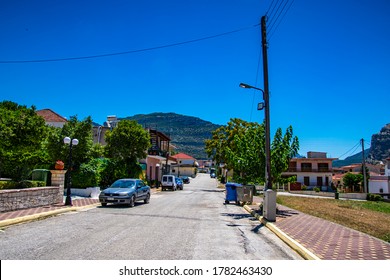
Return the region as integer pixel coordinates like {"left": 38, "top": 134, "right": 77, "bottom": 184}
{"left": 244, "top": 195, "right": 390, "bottom": 260}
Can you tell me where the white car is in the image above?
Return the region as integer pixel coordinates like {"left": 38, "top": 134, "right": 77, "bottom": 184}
{"left": 161, "top": 175, "right": 177, "bottom": 191}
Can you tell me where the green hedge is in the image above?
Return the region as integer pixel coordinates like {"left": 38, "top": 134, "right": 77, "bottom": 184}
{"left": 0, "top": 180, "right": 46, "bottom": 190}
{"left": 367, "top": 193, "right": 384, "bottom": 202}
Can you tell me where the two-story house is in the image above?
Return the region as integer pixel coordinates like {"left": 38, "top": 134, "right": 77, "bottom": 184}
{"left": 170, "top": 153, "right": 198, "bottom": 178}
{"left": 283, "top": 151, "right": 338, "bottom": 191}
{"left": 145, "top": 129, "right": 176, "bottom": 185}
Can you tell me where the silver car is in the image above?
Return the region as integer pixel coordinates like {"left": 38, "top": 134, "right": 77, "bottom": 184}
{"left": 99, "top": 179, "right": 150, "bottom": 207}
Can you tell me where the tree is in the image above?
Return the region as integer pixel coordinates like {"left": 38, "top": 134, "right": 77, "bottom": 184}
{"left": 343, "top": 173, "right": 363, "bottom": 192}
{"left": 46, "top": 115, "right": 94, "bottom": 169}
{"left": 205, "top": 118, "right": 299, "bottom": 185}
{"left": 0, "top": 101, "right": 49, "bottom": 181}
{"left": 105, "top": 120, "right": 150, "bottom": 179}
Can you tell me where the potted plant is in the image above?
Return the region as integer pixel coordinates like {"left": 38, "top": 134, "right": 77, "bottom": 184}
{"left": 55, "top": 160, "right": 64, "bottom": 170}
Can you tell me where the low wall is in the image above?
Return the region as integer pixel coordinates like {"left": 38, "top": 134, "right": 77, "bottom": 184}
{"left": 68, "top": 187, "right": 101, "bottom": 198}
{"left": 290, "top": 190, "right": 367, "bottom": 200}
{"left": 0, "top": 186, "right": 63, "bottom": 212}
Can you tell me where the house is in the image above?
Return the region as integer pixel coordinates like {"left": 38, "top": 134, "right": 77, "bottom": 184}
{"left": 368, "top": 158, "right": 390, "bottom": 198}
{"left": 36, "top": 109, "right": 67, "bottom": 128}
{"left": 170, "top": 153, "right": 198, "bottom": 178}
{"left": 282, "top": 151, "right": 338, "bottom": 191}
{"left": 145, "top": 129, "right": 176, "bottom": 185}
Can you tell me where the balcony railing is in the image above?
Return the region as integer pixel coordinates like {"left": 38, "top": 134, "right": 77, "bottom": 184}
{"left": 286, "top": 168, "right": 332, "bottom": 173}
{"left": 148, "top": 148, "right": 169, "bottom": 158}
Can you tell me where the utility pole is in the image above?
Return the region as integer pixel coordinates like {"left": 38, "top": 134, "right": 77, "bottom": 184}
{"left": 361, "top": 138, "right": 368, "bottom": 193}
{"left": 261, "top": 15, "right": 272, "bottom": 191}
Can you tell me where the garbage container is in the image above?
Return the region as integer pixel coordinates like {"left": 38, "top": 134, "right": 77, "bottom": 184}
{"left": 237, "top": 184, "right": 254, "bottom": 205}
{"left": 335, "top": 192, "right": 339, "bottom": 199}
{"left": 31, "top": 169, "right": 50, "bottom": 186}
{"left": 225, "top": 182, "right": 242, "bottom": 204}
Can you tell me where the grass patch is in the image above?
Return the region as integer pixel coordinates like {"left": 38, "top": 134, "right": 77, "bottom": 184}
{"left": 276, "top": 196, "right": 390, "bottom": 243}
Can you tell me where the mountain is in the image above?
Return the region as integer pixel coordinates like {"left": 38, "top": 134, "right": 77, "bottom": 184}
{"left": 368, "top": 123, "right": 390, "bottom": 161}
{"left": 123, "top": 112, "right": 222, "bottom": 159}
{"left": 332, "top": 149, "right": 370, "bottom": 167}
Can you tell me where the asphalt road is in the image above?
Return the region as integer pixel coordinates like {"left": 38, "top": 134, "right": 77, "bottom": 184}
{"left": 0, "top": 174, "right": 302, "bottom": 260}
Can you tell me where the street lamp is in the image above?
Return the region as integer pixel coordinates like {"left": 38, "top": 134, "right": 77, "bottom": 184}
{"left": 63, "top": 136, "right": 79, "bottom": 206}
{"left": 239, "top": 82, "right": 272, "bottom": 191}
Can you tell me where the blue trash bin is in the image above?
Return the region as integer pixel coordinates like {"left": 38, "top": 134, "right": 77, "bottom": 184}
{"left": 225, "top": 182, "right": 242, "bottom": 204}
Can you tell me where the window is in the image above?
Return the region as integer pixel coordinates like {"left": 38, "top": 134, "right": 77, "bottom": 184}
{"left": 304, "top": 177, "right": 310, "bottom": 186}
{"left": 318, "top": 163, "right": 329, "bottom": 172}
{"left": 301, "top": 163, "right": 312, "bottom": 172}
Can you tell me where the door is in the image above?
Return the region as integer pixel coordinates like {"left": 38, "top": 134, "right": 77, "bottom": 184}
{"left": 317, "top": 177, "right": 323, "bottom": 187}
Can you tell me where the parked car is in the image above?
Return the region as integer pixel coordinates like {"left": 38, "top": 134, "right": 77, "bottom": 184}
{"left": 175, "top": 177, "right": 184, "bottom": 190}
{"left": 99, "top": 179, "right": 150, "bottom": 207}
{"left": 210, "top": 172, "right": 216, "bottom": 178}
{"left": 180, "top": 176, "right": 190, "bottom": 184}
{"left": 162, "top": 175, "right": 177, "bottom": 191}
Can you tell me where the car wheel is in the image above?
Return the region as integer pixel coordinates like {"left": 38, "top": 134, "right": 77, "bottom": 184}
{"left": 129, "top": 195, "right": 136, "bottom": 207}
{"left": 101, "top": 203, "right": 107, "bottom": 207}
{"left": 144, "top": 193, "right": 150, "bottom": 204}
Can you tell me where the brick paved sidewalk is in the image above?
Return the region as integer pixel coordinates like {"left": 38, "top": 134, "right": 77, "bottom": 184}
{"left": 247, "top": 196, "right": 390, "bottom": 260}
{"left": 0, "top": 198, "right": 100, "bottom": 226}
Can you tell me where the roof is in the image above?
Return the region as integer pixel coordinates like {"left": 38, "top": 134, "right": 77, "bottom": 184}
{"left": 171, "top": 153, "right": 195, "bottom": 160}
{"left": 37, "top": 109, "right": 67, "bottom": 123}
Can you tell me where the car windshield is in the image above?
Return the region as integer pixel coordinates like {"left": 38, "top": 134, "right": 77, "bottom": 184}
{"left": 111, "top": 180, "right": 135, "bottom": 188}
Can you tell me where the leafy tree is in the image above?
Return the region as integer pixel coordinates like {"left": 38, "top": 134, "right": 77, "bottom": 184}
{"left": 105, "top": 120, "right": 150, "bottom": 178}
{"left": 343, "top": 172, "right": 363, "bottom": 192}
{"left": 46, "top": 115, "right": 94, "bottom": 169}
{"left": 205, "top": 118, "right": 299, "bottom": 185}
{"left": 0, "top": 101, "right": 49, "bottom": 181}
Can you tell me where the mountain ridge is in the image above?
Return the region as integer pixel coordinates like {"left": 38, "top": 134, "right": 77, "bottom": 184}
{"left": 123, "top": 112, "right": 222, "bottom": 159}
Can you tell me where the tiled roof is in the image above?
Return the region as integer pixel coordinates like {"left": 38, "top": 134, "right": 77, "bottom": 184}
{"left": 171, "top": 153, "right": 195, "bottom": 160}
{"left": 37, "top": 109, "right": 67, "bottom": 123}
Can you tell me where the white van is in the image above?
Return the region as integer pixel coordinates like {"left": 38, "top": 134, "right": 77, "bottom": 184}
{"left": 161, "top": 175, "right": 177, "bottom": 191}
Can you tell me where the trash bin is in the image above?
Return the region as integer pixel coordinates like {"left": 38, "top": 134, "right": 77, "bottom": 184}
{"left": 237, "top": 184, "right": 254, "bottom": 205}
{"left": 31, "top": 169, "right": 50, "bottom": 186}
{"left": 225, "top": 182, "right": 242, "bottom": 204}
{"left": 335, "top": 192, "right": 339, "bottom": 199}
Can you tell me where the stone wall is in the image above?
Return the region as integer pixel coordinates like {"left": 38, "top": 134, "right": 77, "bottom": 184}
{"left": 0, "top": 170, "right": 66, "bottom": 213}
{"left": 0, "top": 187, "right": 61, "bottom": 212}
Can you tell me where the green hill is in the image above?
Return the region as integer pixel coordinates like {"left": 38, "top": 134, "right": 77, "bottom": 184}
{"left": 123, "top": 112, "right": 222, "bottom": 159}
{"left": 332, "top": 149, "right": 370, "bottom": 167}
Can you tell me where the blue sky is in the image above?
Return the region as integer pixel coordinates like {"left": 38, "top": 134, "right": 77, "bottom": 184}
{"left": 1, "top": 0, "right": 389, "bottom": 159}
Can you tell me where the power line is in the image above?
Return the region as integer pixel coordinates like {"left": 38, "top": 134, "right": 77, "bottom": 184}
{"left": 266, "top": 0, "right": 278, "bottom": 17}
{"left": 0, "top": 24, "right": 259, "bottom": 64}
{"left": 267, "top": 0, "right": 285, "bottom": 27}
{"left": 337, "top": 140, "right": 361, "bottom": 159}
{"left": 268, "top": 0, "right": 295, "bottom": 40}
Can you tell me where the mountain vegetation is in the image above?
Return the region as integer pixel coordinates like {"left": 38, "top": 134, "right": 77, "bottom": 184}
{"left": 124, "top": 113, "right": 221, "bottom": 159}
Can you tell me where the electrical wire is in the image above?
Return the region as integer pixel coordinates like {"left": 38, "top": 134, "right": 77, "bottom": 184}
{"left": 268, "top": 0, "right": 295, "bottom": 41}
{"left": 0, "top": 24, "right": 259, "bottom": 64}
{"left": 337, "top": 140, "right": 361, "bottom": 159}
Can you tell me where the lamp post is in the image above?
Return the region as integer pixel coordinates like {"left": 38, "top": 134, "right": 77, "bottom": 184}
{"left": 239, "top": 83, "right": 272, "bottom": 191}
{"left": 63, "top": 136, "right": 79, "bottom": 206}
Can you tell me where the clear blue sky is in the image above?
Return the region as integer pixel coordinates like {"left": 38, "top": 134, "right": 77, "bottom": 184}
{"left": 1, "top": 0, "right": 389, "bottom": 159}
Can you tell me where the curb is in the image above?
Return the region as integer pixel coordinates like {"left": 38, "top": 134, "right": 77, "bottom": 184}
{"left": 0, "top": 203, "right": 100, "bottom": 228}
{"left": 243, "top": 205, "right": 321, "bottom": 260}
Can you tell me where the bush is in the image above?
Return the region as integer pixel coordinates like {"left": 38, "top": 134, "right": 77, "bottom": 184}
{"left": 367, "top": 193, "right": 384, "bottom": 202}
{"left": 72, "top": 158, "right": 105, "bottom": 188}
{"left": 314, "top": 187, "right": 320, "bottom": 192}
{"left": 301, "top": 185, "right": 307, "bottom": 191}
{"left": 0, "top": 180, "right": 45, "bottom": 190}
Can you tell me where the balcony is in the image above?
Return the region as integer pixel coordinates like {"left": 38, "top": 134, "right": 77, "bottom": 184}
{"left": 286, "top": 168, "right": 332, "bottom": 173}
{"left": 148, "top": 148, "right": 169, "bottom": 158}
